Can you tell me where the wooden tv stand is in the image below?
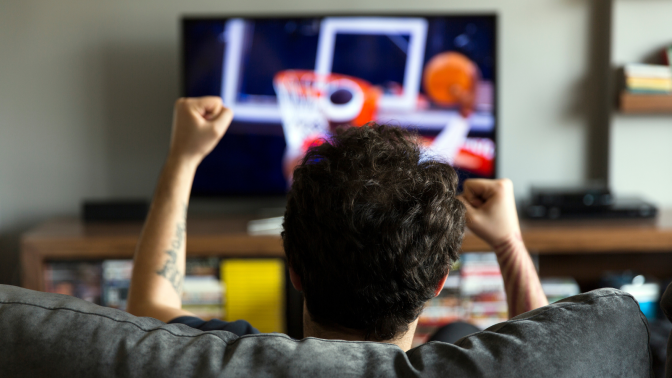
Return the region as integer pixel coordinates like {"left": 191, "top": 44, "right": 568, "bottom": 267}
{"left": 21, "top": 211, "right": 672, "bottom": 292}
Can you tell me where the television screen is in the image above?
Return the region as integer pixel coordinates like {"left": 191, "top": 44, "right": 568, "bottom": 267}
{"left": 183, "top": 15, "right": 496, "bottom": 196}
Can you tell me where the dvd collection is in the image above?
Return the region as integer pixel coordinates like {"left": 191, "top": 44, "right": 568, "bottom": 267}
{"left": 413, "top": 252, "right": 579, "bottom": 347}
{"left": 44, "top": 257, "right": 224, "bottom": 320}
{"left": 44, "top": 254, "right": 578, "bottom": 342}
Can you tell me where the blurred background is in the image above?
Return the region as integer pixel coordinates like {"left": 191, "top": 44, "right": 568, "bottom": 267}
{"left": 0, "top": 0, "right": 618, "bottom": 285}
{"left": 1, "top": 1, "right": 672, "bottom": 371}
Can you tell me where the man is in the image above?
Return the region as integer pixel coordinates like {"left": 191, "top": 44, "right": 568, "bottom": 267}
{"left": 126, "top": 97, "right": 548, "bottom": 351}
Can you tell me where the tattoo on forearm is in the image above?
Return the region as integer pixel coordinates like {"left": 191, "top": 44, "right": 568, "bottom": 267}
{"left": 156, "top": 206, "right": 187, "bottom": 294}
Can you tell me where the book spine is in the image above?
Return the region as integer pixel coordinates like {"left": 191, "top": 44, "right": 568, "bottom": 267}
{"left": 626, "top": 89, "right": 672, "bottom": 95}
{"left": 626, "top": 78, "right": 672, "bottom": 92}
{"left": 625, "top": 64, "right": 672, "bottom": 79}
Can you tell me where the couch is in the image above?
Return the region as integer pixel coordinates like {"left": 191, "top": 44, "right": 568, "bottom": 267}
{"left": 0, "top": 283, "right": 660, "bottom": 377}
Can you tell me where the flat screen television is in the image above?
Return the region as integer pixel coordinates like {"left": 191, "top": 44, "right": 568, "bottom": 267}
{"left": 183, "top": 14, "right": 497, "bottom": 196}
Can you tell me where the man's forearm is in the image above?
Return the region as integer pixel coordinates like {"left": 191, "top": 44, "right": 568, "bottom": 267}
{"left": 126, "top": 157, "right": 198, "bottom": 318}
{"left": 494, "top": 233, "right": 548, "bottom": 318}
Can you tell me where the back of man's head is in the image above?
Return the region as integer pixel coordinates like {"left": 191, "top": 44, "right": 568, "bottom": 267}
{"left": 282, "top": 124, "right": 465, "bottom": 341}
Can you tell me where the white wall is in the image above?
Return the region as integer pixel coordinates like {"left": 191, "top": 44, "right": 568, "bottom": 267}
{"left": 0, "top": 0, "right": 593, "bottom": 284}
{"left": 610, "top": 0, "right": 672, "bottom": 207}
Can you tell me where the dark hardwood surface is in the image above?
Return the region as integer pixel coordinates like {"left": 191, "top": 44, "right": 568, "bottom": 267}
{"left": 21, "top": 211, "right": 672, "bottom": 290}
{"left": 620, "top": 91, "right": 672, "bottom": 114}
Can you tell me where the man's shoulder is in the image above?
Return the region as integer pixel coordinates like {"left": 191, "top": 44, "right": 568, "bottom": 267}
{"left": 169, "top": 316, "right": 260, "bottom": 336}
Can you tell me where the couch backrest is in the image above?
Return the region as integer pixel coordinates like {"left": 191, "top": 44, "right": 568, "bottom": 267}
{"left": 660, "top": 282, "right": 672, "bottom": 378}
{"left": 0, "top": 284, "right": 652, "bottom": 377}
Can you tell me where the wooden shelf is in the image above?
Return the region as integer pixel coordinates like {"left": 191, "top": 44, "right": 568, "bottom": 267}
{"left": 21, "top": 211, "right": 672, "bottom": 291}
{"left": 620, "top": 91, "right": 672, "bottom": 114}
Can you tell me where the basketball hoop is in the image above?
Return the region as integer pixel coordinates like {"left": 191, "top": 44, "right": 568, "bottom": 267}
{"left": 274, "top": 70, "right": 328, "bottom": 153}
{"left": 273, "top": 70, "right": 379, "bottom": 153}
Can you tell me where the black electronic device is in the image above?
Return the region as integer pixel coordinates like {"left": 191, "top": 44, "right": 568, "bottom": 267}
{"left": 525, "top": 197, "right": 658, "bottom": 220}
{"left": 82, "top": 200, "right": 150, "bottom": 222}
{"left": 524, "top": 186, "right": 657, "bottom": 220}
{"left": 530, "top": 185, "right": 613, "bottom": 210}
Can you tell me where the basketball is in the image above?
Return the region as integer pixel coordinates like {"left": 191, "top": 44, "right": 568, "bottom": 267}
{"left": 423, "top": 51, "right": 478, "bottom": 106}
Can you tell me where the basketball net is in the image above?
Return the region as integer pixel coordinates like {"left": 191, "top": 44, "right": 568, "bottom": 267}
{"left": 273, "top": 70, "right": 331, "bottom": 153}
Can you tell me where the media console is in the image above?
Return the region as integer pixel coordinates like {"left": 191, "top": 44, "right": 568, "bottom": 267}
{"left": 22, "top": 212, "right": 672, "bottom": 289}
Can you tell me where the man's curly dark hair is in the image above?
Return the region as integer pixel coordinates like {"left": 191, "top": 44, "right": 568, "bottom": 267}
{"left": 282, "top": 124, "right": 466, "bottom": 341}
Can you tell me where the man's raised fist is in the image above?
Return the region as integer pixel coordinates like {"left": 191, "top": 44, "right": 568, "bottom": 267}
{"left": 458, "top": 178, "right": 522, "bottom": 248}
{"left": 168, "top": 96, "right": 233, "bottom": 165}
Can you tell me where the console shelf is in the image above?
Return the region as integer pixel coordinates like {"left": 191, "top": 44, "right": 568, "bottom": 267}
{"left": 620, "top": 91, "right": 672, "bottom": 114}
{"left": 21, "top": 212, "right": 672, "bottom": 291}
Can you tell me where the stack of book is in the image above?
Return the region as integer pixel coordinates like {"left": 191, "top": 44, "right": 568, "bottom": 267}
{"left": 416, "top": 274, "right": 463, "bottom": 327}
{"left": 44, "top": 258, "right": 226, "bottom": 318}
{"left": 183, "top": 258, "right": 224, "bottom": 320}
{"left": 624, "top": 64, "right": 672, "bottom": 94}
{"left": 413, "top": 253, "right": 508, "bottom": 346}
{"left": 412, "top": 253, "right": 584, "bottom": 347}
{"left": 44, "top": 261, "right": 102, "bottom": 304}
{"left": 458, "top": 253, "right": 509, "bottom": 330}
{"left": 182, "top": 276, "right": 224, "bottom": 319}
{"left": 101, "top": 260, "right": 134, "bottom": 310}
{"left": 540, "top": 278, "right": 580, "bottom": 304}
{"left": 101, "top": 258, "right": 225, "bottom": 316}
